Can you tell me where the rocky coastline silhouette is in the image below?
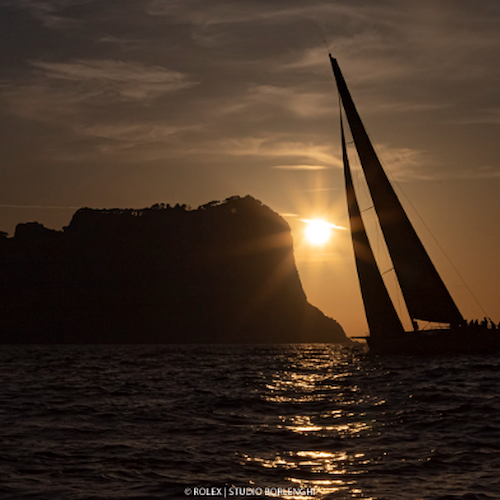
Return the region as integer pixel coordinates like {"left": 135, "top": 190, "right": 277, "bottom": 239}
{"left": 0, "top": 196, "right": 349, "bottom": 344}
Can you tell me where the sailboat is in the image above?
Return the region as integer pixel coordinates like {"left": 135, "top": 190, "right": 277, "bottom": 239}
{"left": 330, "top": 55, "right": 500, "bottom": 355}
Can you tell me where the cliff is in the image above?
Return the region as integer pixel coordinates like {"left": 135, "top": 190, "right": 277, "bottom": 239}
{"left": 0, "top": 196, "right": 349, "bottom": 344}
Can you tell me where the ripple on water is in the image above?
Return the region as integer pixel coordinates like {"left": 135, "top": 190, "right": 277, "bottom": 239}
{"left": 1, "top": 344, "right": 500, "bottom": 499}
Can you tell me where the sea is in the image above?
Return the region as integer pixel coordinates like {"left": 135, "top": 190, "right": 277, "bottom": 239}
{"left": 1, "top": 344, "right": 499, "bottom": 500}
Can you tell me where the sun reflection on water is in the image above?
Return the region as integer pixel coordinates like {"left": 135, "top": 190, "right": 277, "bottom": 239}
{"left": 242, "top": 346, "right": 380, "bottom": 499}
{"left": 242, "top": 448, "right": 367, "bottom": 497}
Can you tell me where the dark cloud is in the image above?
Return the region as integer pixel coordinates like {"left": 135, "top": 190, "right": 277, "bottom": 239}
{"left": 2, "top": 0, "right": 500, "bottom": 180}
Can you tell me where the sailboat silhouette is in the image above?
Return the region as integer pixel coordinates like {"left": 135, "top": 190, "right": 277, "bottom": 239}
{"left": 330, "top": 55, "right": 500, "bottom": 355}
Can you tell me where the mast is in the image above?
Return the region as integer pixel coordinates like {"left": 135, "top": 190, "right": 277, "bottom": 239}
{"left": 330, "top": 55, "right": 463, "bottom": 325}
{"left": 341, "top": 117, "right": 405, "bottom": 338}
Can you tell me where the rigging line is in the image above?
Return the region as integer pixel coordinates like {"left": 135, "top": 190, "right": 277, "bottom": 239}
{"left": 381, "top": 267, "right": 394, "bottom": 276}
{"left": 386, "top": 170, "right": 490, "bottom": 320}
{"left": 323, "top": 37, "right": 331, "bottom": 55}
{"left": 315, "top": 17, "right": 332, "bottom": 56}
{"left": 313, "top": 20, "right": 331, "bottom": 68}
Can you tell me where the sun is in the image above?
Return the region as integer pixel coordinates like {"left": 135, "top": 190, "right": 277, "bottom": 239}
{"left": 304, "top": 219, "right": 333, "bottom": 245}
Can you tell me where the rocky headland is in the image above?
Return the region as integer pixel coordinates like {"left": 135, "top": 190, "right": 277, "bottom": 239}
{"left": 0, "top": 196, "right": 349, "bottom": 344}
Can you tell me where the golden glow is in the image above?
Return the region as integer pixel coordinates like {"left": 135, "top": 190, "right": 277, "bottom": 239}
{"left": 304, "top": 219, "right": 332, "bottom": 245}
{"left": 239, "top": 347, "right": 379, "bottom": 500}
{"left": 301, "top": 219, "right": 346, "bottom": 246}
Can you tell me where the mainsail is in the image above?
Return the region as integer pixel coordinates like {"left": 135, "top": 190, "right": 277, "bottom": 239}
{"left": 331, "top": 55, "right": 463, "bottom": 326}
{"left": 341, "top": 117, "right": 405, "bottom": 338}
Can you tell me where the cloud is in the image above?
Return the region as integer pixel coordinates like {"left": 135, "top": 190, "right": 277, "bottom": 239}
{"left": 247, "top": 85, "right": 336, "bottom": 118}
{"left": 148, "top": 0, "right": 313, "bottom": 26}
{"left": 348, "top": 142, "right": 500, "bottom": 182}
{"left": 32, "top": 59, "right": 197, "bottom": 100}
{"left": 0, "top": 57, "right": 200, "bottom": 159}
{"left": 369, "top": 101, "right": 449, "bottom": 114}
{"left": 2, "top": 0, "right": 500, "bottom": 180}
{"left": 69, "top": 123, "right": 202, "bottom": 158}
{"left": 450, "top": 108, "right": 500, "bottom": 125}
{"left": 273, "top": 165, "right": 329, "bottom": 171}
{"left": 454, "top": 165, "right": 500, "bottom": 180}
{"left": 1, "top": 59, "right": 197, "bottom": 124}
{"left": 78, "top": 123, "right": 200, "bottom": 143}
{"left": 97, "top": 35, "right": 147, "bottom": 51}
{"left": 345, "top": 142, "right": 436, "bottom": 182}
{"left": 4, "top": 0, "right": 95, "bottom": 27}
{"left": 207, "top": 136, "right": 341, "bottom": 168}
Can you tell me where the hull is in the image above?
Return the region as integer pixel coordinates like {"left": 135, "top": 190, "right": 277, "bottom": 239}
{"left": 367, "top": 326, "right": 500, "bottom": 356}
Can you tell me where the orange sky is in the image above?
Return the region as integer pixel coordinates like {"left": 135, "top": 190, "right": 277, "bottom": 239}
{"left": 1, "top": 0, "right": 500, "bottom": 337}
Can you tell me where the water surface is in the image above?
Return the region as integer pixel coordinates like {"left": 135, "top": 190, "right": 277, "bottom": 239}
{"left": 1, "top": 344, "right": 499, "bottom": 499}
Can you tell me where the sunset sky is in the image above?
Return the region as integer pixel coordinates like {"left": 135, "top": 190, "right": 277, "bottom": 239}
{"left": 1, "top": 0, "right": 500, "bottom": 336}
